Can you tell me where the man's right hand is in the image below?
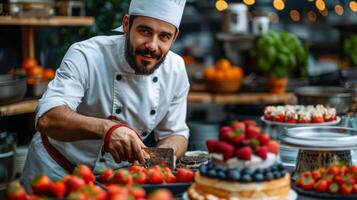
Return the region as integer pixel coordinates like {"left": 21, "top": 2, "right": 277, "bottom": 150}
{"left": 106, "top": 126, "right": 148, "bottom": 164}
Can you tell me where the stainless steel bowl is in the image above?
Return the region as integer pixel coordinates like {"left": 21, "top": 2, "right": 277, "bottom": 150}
{"left": 0, "top": 74, "right": 27, "bottom": 105}
{"left": 295, "top": 86, "right": 354, "bottom": 114}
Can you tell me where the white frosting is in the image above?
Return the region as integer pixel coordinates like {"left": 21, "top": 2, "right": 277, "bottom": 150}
{"left": 210, "top": 153, "right": 276, "bottom": 171}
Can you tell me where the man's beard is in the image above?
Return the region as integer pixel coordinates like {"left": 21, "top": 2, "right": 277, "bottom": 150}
{"left": 124, "top": 35, "right": 167, "bottom": 75}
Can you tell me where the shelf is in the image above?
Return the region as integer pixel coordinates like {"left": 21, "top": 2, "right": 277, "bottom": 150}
{"left": 0, "top": 99, "right": 38, "bottom": 117}
{"left": 0, "top": 16, "right": 95, "bottom": 26}
{"left": 0, "top": 93, "right": 296, "bottom": 117}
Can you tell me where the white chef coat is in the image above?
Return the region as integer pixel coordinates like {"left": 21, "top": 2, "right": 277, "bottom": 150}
{"left": 21, "top": 34, "right": 190, "bottom": 190}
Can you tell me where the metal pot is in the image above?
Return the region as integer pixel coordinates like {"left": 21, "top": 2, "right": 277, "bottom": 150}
{"left": 294, "top": 86, "right": 354, "bottom": 114}
{"left": 0, "top": 74, "right": 27, "bottom": 105}
{"left": 0, "top": 130, "right": 16, "bottom": 194}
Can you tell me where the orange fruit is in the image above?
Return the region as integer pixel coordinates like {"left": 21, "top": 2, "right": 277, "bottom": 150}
{"left": 204, "top": 67, "right": 216, "bottom": 81}
{"left": 215, "top": 59, "right": 231, "bottom": 71}
{"left": 28, "top": 66, "right": 43, "bottom": 79}
{"left": 215, "top": 70, "right": 225, "bottom": 81}
{"left": 22, "top": 58, "right": 38, "bottom": 73}
{"left": 232, "top": 67, "right": 244, "bottom": 80}
{"left": 42, "top": 68, "right": 55, "bottom": 81}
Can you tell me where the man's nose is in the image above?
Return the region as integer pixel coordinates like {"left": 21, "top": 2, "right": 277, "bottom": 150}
{"left": 145, "top": 36, "right": 159, "bottom": 52}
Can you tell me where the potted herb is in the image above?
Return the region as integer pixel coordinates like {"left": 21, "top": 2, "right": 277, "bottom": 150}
{"left": 344, "top": 35, "right": 357, "bottom": 67}
{"left": 252, "top": 31, "right": 308, "bottom": 94}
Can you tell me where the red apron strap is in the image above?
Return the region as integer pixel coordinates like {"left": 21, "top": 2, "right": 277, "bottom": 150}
{"left": 40, "top": 132, "right": 76, "bottom": 173}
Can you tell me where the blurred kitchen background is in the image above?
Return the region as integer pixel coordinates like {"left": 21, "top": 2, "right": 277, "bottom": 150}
{"left": 1, "top": 0, "right": 357, "bottom": 188}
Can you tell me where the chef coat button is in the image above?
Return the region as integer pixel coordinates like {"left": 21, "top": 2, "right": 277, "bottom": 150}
{"left": 116, "top": 74, "right": 122, "bottom": 81}
{"left": 153, "top": 76, "right": 158, "bottom": 83}
{"left": 115, "top": 108, "right": 122, "bottom": 114}
{"left": 150, "top": 110, "right": 156, "bottom": 115}
{"left": 142, "top": 131, "right": 148, "bottom": 137}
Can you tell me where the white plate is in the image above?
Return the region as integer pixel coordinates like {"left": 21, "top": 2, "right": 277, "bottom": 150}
{"left": 182, "top": 189, "right": 297, "bottom": 200}
{"left": 261, "top": 116, "right": 341, "bottom": 127}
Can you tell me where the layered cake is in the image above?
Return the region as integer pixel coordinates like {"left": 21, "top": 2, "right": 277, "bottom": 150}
{"left": 188, "top": 120, "right": 291, "bottom": 200}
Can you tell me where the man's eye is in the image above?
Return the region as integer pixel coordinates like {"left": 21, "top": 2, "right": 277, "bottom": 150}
{"left": 139, "top": 30, "right": 150, "bottom": 35}
{"left": 161, "top": 35, "right": 171, "bottom": 41}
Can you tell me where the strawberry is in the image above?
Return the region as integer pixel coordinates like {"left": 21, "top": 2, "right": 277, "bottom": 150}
{"left": 256, "top": 146, "right": 268, "bottom": 160}
{"left": 81, "top": 185, "right": 106, "bottom": 200}
{"left": 206, "top": 139, "right": 219, "bottom": 153}
{"left": 216, "top": 141, "right": 235, "bottom": 161}
{"left": 298, "top": 118, "right": 309, "bottom": 123}
{"left": 231, "top": 130, "right": 245, "bottom": 146}
{"left": 341, "top": 183, "right": 352, "bottom": 194}
{"left": 295, "top": 178, "right": 303, "bottom": 187}
{"left": 129, "top": 165, "right": 146, "bottom": 173}
{"left": 314, "top": 179, "right": 328, "bottom": 192}
{"left": 334, "top": 175, "right": 344, "bottom": 185}
{"left": 133, "top": 170, "right": 147, "bottom": 184}
{"left": 31, "top": 175, "right": 52, "bottom": 196}
{"left": 64, "top": 175, "right": 86, "bottom": 193}
{"left": 353, "top": 184, "right": 357, "bottom": 194}
{"left": 219, "top": 126, "right": 233, "bottom": 142}
{"left": 246, "top": 126, "right": 261, "bottom": 139}
{"left": 311, "top": 116, "right": 324, "bottom": 123}
{"left": 162, "top": 167, "right": 176, "bottom": 183}
{"left": 312, "top": 170, "right": 321, "bottom": 180}
{"left": 129, "top": 186, "right": 146, "bottom": 199}
{"left": 267, "top": 140, "right": 279, "bottom": 155}
{"left": 302, "top": 171, "right": 312, "bottom": 178}
{"left": 241, "top": 120, "right": 257, "bottom": 129}
{"left": 147, "top": 189, "right": 173, "bottom": 200}
{"left": 258, "top": 134, "right": 270, "bottom": 146}
{"left": 301, "top": 177, "right": 315, "bottom": 191}
{"left": 6, "top": 181, "right": 27, "bottom": 200}
{"left": 73, "top": 164, "right": 95, "bottom": 184}
{"left": 147, "top": 168, "right": 164, "bottom": 184}
{"left": 286, "top": 118, "right": 297, "bottom": 123}
{"left": 235, "top": 146, "right": 252, "bottom": 160}
{"left": 328, "top": 166, "right": 339, "bottom": 176}
{"left": 273, "top": 113, "right": 285, "bottom": 122}
{"left": 231, "top": 121, "right": 246, "bottom": 133}
{"left": 107, "top": 185, "right": 129, "bottom": 198}
{"left": 50, "top": 181, "right": 66, "bottom": 198}
{"left": 99, "top": 168, "right": 114, "bottom": 183}
{"left": 328, "top": 182, "right": 339, "bottom": 193}
{"left": 340, "top": 165, "right": 348, "bottom": 175}
{"left": 67, "top": 192, "right": 87, "bottom": 200}
{"left": 176, "top": 168, "right": 195, "bottom": 182}
{"left": 112, "top": 169, "right": 134, "bottom": 185}
{"left": 350, "top": 165, "right": 357, "bottom": 174}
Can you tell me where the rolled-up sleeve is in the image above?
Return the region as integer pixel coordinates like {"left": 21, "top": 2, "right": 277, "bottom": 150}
{"left": 35, "top": 44, "right": 89, "bottom": 126}
{"left": 154, "top": 60, "right": 190, "bottom": 141}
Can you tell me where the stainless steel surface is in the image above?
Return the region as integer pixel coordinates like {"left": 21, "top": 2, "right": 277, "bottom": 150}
{"left": 295, "top": 86, "right": 354, "bottom": 114}
{"left": 279, "top": 126, "right": 357, "bottom": 150}
{"left": 294, "top": 149, "right": 351, "bottom": 179}
{"left": 0, "top": 75, "right": 27, "bottom": 105}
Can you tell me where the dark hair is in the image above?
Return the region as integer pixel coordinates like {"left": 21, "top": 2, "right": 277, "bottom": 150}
{"left": 128, "top": 15, "right": 178, "bottom": 35}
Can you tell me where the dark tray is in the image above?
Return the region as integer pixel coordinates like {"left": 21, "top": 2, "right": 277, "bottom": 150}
{"left": 95, "top": 181, "right": 192, "bottom": 197}
{"left": 292, "top": 183, "right": 357, "bottom": 200}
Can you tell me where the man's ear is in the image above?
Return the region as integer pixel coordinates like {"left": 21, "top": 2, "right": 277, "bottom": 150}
{"left": 122, "top": 14, "right": 130, "bottom": 33}
{"left": 172, "top": 29, "right": 180, "bottom": 43}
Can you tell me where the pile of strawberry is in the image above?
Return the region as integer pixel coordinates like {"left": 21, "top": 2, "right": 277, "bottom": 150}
{"left": 295, "top": 163, "right": 357, "bottom": 195}
{"left": 98, "top": 165, "right": 195, "bottom": 185}
{"left": 6, "top": 164, "right": 174, "bottom": 200}
{"left": 206, "top": 120, "right": 279, "bottom": 161}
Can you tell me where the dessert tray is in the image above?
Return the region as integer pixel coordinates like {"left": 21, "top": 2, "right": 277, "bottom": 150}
{"left": 261, "top": 116, "right": 341, "bottom": 127}
{"left": 292, "top": 184, "right": 357, "bottom": 199}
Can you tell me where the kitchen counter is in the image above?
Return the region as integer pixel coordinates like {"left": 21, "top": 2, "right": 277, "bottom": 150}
{"left": 0, "top": 92, "right": 296, "bottom": 117}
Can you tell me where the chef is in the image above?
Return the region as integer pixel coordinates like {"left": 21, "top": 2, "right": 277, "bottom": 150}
{"left": 21, "top": 0, "right": 189, "bottom": 190}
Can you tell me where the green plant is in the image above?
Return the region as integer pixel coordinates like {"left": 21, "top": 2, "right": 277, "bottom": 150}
{"left": 344, "top": 35, "right": 357, "bottom": 67}
{"left": 252, "top": 31, "right": 308, "bottom": 78}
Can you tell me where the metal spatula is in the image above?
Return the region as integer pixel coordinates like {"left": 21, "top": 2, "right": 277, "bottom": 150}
{"left": 143, "top": 147, "right": 175, "bottom": 170}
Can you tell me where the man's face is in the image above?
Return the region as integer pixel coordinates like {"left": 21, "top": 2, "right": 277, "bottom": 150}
{"left": 123, "top": 16, "right": 178, "bottom": 74}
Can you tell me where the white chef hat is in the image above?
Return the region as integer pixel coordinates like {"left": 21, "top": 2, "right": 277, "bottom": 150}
{"left": 128, "top": 0, "right": 186, "bottom": 29}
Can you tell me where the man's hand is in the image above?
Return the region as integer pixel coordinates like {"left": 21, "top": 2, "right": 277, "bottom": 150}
{"left": 107, "top": 127, "right": 148, "bottom": 164}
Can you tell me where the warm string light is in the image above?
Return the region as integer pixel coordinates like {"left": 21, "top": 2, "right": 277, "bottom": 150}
{"left": 315, "top": 0, "right": 326, "bottom": 11}
{"left": 320, "top": 9, "right": 328, "bottom": 16}
{"left": 350, "top": 1, "right": 357, "bottom": 12}
{"left": 334, "top": 4, "right": 344, "bottom": 16}
{"left": 273, "top": 0, "right": 285, "bottom": 11}
{"left": 243, "top": 0, "right": 255, "bottom": 6}
{"left": 307, "top": 10, "right": 317, "bottom": 22}
{"left": 290, "top": 10, "right": 300, "bottom": 22}
{"left": 215, "top": 0, "right": 228, "bottom": 11}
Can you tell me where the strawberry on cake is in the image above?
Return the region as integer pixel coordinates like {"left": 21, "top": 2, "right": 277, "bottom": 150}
{"left": 188, "top": 120, "right": 291, "bottom": 200}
